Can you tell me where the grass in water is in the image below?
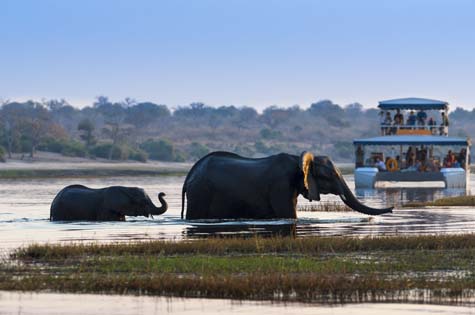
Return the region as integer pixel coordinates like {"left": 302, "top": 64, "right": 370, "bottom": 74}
{"left": 404, "top": 195, "right": 475, "bottom": 207}
{"left": 298, "top": 202, "right": 352, "bottom": 212}
{"left": 3, "top": 234, "right": 475, "bottom": 303}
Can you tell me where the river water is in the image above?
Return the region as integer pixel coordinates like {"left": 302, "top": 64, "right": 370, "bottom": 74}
{"left": 0, "top": 174, "right": 474, "bottom": 253}
{"left": 1, "top": 291, "right": 474, "bottom": 315}
{"left": 1, "top": 174, "right": 475, "bottom": 313}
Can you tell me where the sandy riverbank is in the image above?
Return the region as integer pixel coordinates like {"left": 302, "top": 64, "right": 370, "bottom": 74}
{"left": 0, "top": 152, "right": 191, "bottom": 178}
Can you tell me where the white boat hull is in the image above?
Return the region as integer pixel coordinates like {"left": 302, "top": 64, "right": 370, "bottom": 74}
{"left": 354, "top": 167, "right": 469, "bottom": 189}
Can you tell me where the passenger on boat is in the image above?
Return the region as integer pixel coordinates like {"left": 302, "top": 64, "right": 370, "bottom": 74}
{"left": 379, "top": 111, "right": 385, "bottom": 135}
{"left": 414, "top": 160, "right": 423, "bottom": 172}
{"left": 444, "top": 150, "right": 456, "bottom": 167}
{"left": 428, "top": 117, "right": 437, "bottom": 134}
{"left": 355, "top": 145, "right": 364, "bottom": 167}
{"left": 458, "top": 148, "right": 467, "bottom": 169}
{"left": 426, "top": 159, "right": 439, "bottom": 172}
{"left": 394, "top": 109, "right": 404, "bottom": 126}
{"left": 405, "top": 147, "right": 415, "bottom": 166}
{"left": 417, "top": 146, "right": 427, "bottom": 163}
{"left": 407, "top": 111, "right": 416, "bottom": 127}
{"left": 416, "top": 110, "right": 427, "bottom": 127}
{"left": 440, "top": 112, "right": 449, "bottom": 136}
{"left": 375, "top": 157, "right": 387, "bottom": 171}
{"left": 383, "top": 112, "right": 392, "bottom": 135}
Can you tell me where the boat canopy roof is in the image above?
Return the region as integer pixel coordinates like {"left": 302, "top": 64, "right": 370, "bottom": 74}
{"left": 378, "top": 98, "right": 448, "bottom": 110}
{"left": 353, "top": 135, "right": 469, "bottom": 146}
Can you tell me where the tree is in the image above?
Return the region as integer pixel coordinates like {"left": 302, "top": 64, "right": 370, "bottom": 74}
{"left": 78, "top": 118, "right": 97, "bottom": 150}
{"left": 0, "top": 100, "right": 22, "bottom": 158}
{"left": 125, "top": 102, "right": 171, "bottom": 127}
{"left": 19, "top": 102, "right": 53, "bottom": 157}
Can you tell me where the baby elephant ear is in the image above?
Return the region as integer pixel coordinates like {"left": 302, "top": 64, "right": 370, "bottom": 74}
{"left": 299, "top": 151, "right": 320, "bottom": 201}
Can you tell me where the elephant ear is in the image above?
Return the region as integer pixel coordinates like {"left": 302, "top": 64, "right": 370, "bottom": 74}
{"left": 299, "top": 151, "right": 320, "bottom": 201}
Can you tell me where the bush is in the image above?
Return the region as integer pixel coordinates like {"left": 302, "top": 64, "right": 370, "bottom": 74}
{"left": 0, "top": 146, "right": 5, "bottom": 162}
{"left": 188, "top": 142, "right": 209, "bottom": 160}
{"left": 38, "top": 138, "right": 87, "bottom": 157}
{"left": 260, "top": 128, "right": 281, "bottom": 140}
{"left": 91, "top": 144, "right": 128, "bottom": 160}
{"left": 140, "top": 139, "right": 176, "bottom": 161}
{"left": 129, "top": 149, "right": 148, "bottom": 162}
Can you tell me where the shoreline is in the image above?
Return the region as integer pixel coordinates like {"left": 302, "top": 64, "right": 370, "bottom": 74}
{"left": 0, "top": 152, "right": 354, "bottom": 178}
{"left": 0, "top": 152, "right": 192, "bottom": 178}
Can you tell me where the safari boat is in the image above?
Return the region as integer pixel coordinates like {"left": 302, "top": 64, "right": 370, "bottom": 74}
{"left": 353, "top": 98, "right": 470, "bottom": 188}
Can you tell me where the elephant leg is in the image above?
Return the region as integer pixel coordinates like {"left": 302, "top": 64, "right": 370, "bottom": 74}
{"left": 269, "top": 183, "right": 297, "bottom": 219}
{"left": 97, "top": 209, "right": 123, "bottom": 221}
{"left": 186, "top": 183, "right": 213, "bottom": 220}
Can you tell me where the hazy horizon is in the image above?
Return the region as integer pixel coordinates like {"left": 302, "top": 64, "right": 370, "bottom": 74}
{"left": 2, "top": 0, "right": 475, "bottom": 110}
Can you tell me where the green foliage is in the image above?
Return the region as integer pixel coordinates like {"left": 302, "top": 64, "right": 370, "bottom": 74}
{"left": 0, "top": 146, "right": 5, "bottom": 162}
{"left": 91, "top": 144, "right": 128, "bottom": 160}
{"left": 140, "top": 139, "right": 176, "bottom": 161}
{"left": 188, "top": 142, "right": 209, "bottom": 160}
{"left": 77, "top": 118, "right": 96, "bottom": 148}
{"left": 38, "top": 138, "right": 87, "bottom": 157}
{"left": 128, "top": 148, "right": 148, "bottom": 162}
{"left": 260, "top": 128, "right": 281, "bottom": 139}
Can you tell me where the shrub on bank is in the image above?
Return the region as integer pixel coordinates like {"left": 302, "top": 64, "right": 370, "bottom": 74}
{"left": 0, "top": 146, "right": 5, "bottom": 162}
{"left": 140, "top": 139, "right": 175, "bottom": 161}
{"left": 38, "top": 138, "right": 87, "bottom": 157}
{"left": 91, "top": 143, "right": 127, "bottom": 160}
{"left": 188, "top": 142, "right": 209, "bottom": 160}
{"left": 128, "top": 148, "right": 148, "bottom": 162}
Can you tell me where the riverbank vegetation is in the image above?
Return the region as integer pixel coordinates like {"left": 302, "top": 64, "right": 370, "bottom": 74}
{"left": 2, "top": 234, "right": 475, "bottom": 303}
{"left": 404, "top": 195, "right": 475, "bottom": 208}
{"left": 2, "top": 98, "right": 472, "bottom": 163}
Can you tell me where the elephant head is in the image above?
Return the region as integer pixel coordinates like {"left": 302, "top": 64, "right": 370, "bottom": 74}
{"left": 300, "top": 152, "right": 392, "bottom": 215}
{"left": 115, "top": 187, "right": 168, "bottom": 217}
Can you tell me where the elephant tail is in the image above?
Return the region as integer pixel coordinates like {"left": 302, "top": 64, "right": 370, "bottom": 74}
{"left": 181, "top": 184, "right": 186, "bottom": 219}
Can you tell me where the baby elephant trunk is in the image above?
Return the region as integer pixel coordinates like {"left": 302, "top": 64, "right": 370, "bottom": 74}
{"left": 149, "top": 192, "right": 168, "bottom": 216}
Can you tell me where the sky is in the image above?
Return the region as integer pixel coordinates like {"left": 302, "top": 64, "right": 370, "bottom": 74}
{"left": 1, "top": 0, "right": 475, "bottom": 110}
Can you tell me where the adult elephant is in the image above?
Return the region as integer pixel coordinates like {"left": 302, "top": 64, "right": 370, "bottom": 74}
{"left": 181, "top": 151, "right": 392, "bottom": 220}
{"left": 50, "top": 185, "right": 167, "bottom": 221}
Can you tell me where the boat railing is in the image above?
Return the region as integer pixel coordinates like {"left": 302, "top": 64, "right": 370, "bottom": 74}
{"left": 380, "top": 123, "right": 448, "bottom": 136}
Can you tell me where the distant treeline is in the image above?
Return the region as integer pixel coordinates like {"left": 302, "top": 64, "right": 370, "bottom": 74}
{"left": 0, "top": 97, "right": 473, "bottom": 162}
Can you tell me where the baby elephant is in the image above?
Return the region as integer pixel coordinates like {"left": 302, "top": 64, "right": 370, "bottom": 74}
{"left": 50, "top": 184, "right": 168, "bottom": 221}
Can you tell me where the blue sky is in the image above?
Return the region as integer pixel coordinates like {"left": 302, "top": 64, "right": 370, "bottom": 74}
{"left": 1, "top": 0, "right": 474, "bottom": 110}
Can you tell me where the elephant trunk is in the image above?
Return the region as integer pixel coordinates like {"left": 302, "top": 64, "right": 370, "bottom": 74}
{"left": 150, "top": 192, "right": 168, "bottom": 215}
{"left": 338, "top": 175, "right": 393, "bottom": 215}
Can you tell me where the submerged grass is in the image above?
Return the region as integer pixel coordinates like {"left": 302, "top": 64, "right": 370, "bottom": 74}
{"left": 298, "top": 202, "right": 352, "bottom": 212}
{"left": 403, "top": 195, "right": 475, "bottom": 208}
{"left": 13, "top": 234, "right": 475, "bottom": 260}
{"left": 4, "top": 234, "right": 475, "bottom": 303}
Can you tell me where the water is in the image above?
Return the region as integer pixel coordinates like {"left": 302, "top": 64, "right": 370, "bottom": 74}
{"left": 0, "top": 174, "right": 474, "bottom": 252}
{"left": 2, "top": 174, "right": 475, "bottom": 312}
{"left": 1, "top": 291, "right": 474, "bottom": 315}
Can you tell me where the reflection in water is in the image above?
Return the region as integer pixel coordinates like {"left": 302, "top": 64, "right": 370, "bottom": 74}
{"left": 185, "top": 222, "right": 297, "bottom": 238}
{"left": 0, "top": 291, "right": 474, "bottom": 315}
{"left": 356, "top": 187, "right": 468, "bottom": 208}
{"left": 0, "top": 175, "right": 474, "bottom": 252}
